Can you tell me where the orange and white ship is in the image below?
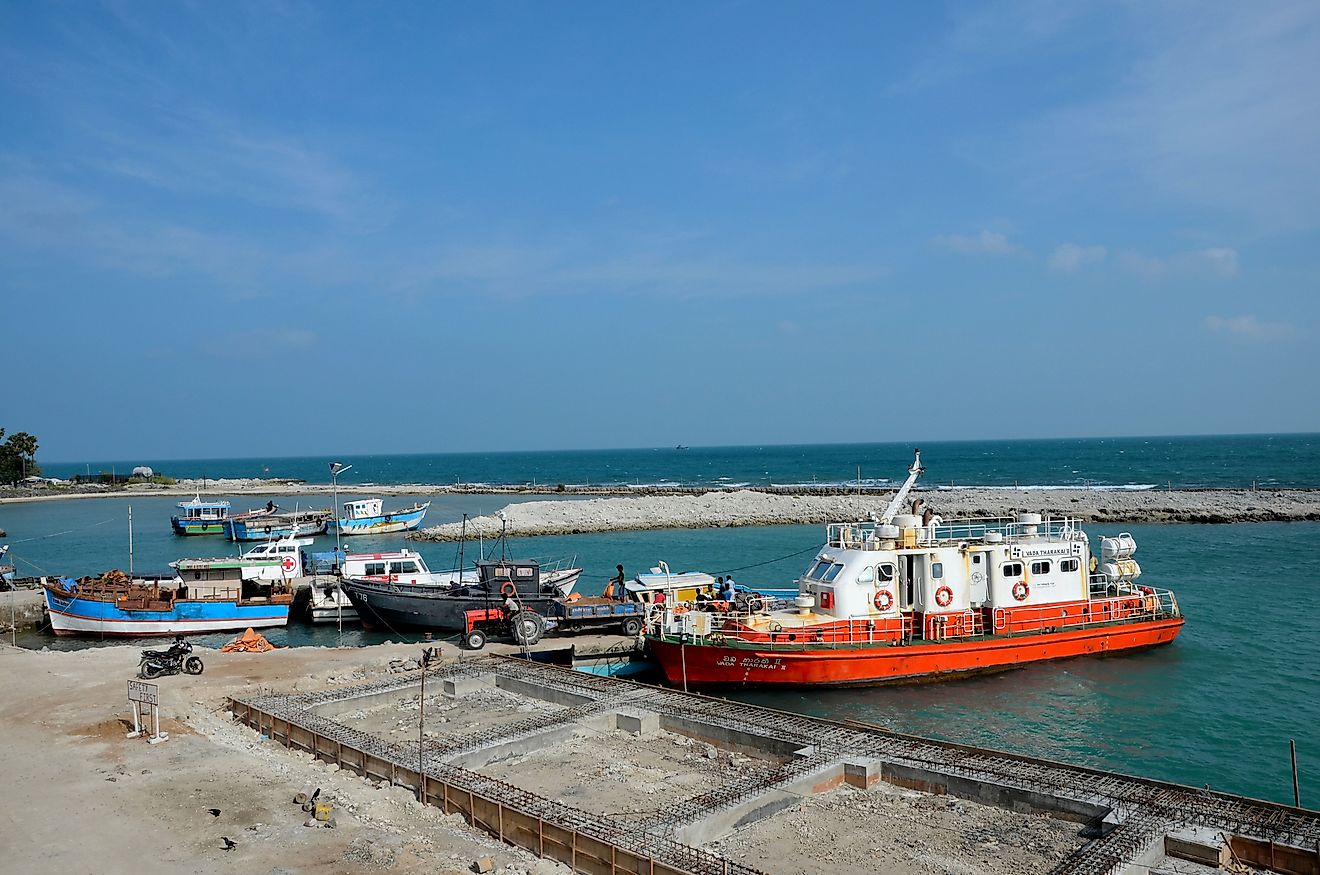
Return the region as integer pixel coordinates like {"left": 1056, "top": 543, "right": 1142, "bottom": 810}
{"left": 644, "top": 450, "right": 1183, "bottom": 687}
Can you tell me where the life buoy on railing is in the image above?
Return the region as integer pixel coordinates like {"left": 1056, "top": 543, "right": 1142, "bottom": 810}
{"left": 873, "top": 589, "right": 894, "bottom": 612}
{"left": 1012, "top": 580, "right": 1029, "bottom": 601}
{"left": 934, "top": 585, "right": 953, "bottom": 608}
{"left": 500, "top": 581, "right": 517, "bottom": 598}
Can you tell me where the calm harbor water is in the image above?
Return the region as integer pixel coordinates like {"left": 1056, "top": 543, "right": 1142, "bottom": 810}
{"left": 5, "top": 436, "right": 1320, "bottom": 805}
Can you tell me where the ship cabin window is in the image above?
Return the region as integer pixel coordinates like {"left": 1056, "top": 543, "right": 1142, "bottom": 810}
{"left": 1002, "top": 561, "right": 1023, "bottom": 578}
{"left": 389, "top": 561, "right": 419, "bottom": 574}
{"left": 1059, "top": 558, "right": 1079, "bottom": 573}
{"left": 877, "top": 563, "right": 896, "bottom": 582}
{"left": 806, "top": 560, "right": 844, "bottom": 582}
{"left": 856, "top": 566, "right": 875, "bottom": 585}
{"left": 1030, "top": 560, "right": 1051, "bottom": 575}
{"left": 931, "top": 562, "right": 944, "bottom": 580}
{"left": 517, "top": 567, "right": 534, "bottom": 578}
{"left": 365, "top": 562, "right": 387, "bottom": 576}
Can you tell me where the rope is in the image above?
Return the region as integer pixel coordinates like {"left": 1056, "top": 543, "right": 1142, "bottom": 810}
{"left": 8, "top": 517, "right": 116, "bottom": 544}
{"left": 714, "top": 542, "right": 819, "bottom": 576}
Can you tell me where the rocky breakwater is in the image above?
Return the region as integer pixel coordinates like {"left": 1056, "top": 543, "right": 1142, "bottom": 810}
{"left": 408, "top": 487, "right": 1320, "bottom": 541}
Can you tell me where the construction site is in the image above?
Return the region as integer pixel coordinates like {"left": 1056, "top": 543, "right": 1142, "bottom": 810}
{"left": 229, "top": 653, "right": 1320, "bottom": 875}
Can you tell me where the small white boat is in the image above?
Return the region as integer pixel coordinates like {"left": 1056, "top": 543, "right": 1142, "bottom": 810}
{"left": 329, "top": 499, "right": 430, "bottom": 536}
{"left": 627, "top": 563, "right": 718, "bottom": 602}
{"left": 308, "top": 578, "right": 356, "bottom": 624}
{"left": 172, "top": 532, "right": 313, "bottom": 583}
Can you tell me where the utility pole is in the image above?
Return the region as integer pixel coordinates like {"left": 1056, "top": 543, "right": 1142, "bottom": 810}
{"left": 417, "top": 647, "right": 435, "bottom": 802}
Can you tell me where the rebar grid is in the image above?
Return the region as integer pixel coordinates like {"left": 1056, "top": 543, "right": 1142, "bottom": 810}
{"left": 430, "top": 700, "right": 614, "bottom": 758}
{"left": 231, "top": 655, "right": 1320, "bottom": 875}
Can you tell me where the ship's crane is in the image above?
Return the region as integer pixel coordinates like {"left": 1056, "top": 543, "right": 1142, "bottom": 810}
{"left": 878, "top": 449, "right": 924, "bottom": 524}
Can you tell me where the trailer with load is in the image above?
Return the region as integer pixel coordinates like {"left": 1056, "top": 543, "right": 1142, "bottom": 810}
{"left": 462, "top": 596, "right": 647, "bottom": 649}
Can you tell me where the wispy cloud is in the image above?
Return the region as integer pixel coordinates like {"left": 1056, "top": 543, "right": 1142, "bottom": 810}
{"left": 1020, "top": 3, "right": 1320, "bottom": 230}
{"left": 1120, "top": 247, "right": 1239, "bottom": 279}
{"left": 1048, "top": 243, "right": 1107, "bottom": 272}
{"left": 1203, "top": 315, "right": 1300, "bottom": 343}
{"left": 935, "top": 229, "right": 1021, "bottom": 256}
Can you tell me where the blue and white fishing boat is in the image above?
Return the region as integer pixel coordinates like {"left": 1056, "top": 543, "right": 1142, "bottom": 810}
{"left": 329, "top": 498, "right": 430, "bottom": 536}
{"left": 224, "top": 507, "right": 332, "bottom": 541}
{"left": 42, "top": 566, "right": 293, "bottom": 637}
{"left": 171, "top": 497, "right": 231, "bottom": 536}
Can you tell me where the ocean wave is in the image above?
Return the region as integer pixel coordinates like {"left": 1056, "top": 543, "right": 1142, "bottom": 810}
{"left": 770, "top": 478, "right": 891, "bottom": 489}
{"left": 932, "top": 484, "right": 1159, "bottom": 491}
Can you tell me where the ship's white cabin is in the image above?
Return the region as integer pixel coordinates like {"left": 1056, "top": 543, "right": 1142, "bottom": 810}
{"left": 797, "top": 512, "right": 1099, "bottom": 621}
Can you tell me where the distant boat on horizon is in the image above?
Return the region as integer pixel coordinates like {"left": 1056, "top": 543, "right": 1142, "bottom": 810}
{"left": 675, "top": 444, "right": 689, "bottom": 450}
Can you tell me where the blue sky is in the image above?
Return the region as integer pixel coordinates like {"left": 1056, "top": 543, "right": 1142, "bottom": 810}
{"left": 3, "top": 1, "right": 1318, "bottom": 462}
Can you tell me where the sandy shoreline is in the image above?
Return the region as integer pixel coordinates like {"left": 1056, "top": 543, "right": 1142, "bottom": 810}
{"left": 410, "top": 487, "right": 1320, "bottom": 540}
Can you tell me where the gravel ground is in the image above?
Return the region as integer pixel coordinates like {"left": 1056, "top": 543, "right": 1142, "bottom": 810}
{"left": 478, "top": 727, "right": 778, "bottom": 819}
{"left": 709, "top": 782, "right": 1085, "bottom": 875}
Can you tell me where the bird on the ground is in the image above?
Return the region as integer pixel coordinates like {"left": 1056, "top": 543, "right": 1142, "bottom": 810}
{"left": 208, "top": 808, "right": 221, "bottom": 817}
{"left": 220, "top": 837, "right": 236, "bottom": 851}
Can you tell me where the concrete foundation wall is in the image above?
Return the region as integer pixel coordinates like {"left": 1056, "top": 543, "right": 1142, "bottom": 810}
{"left": 882, "top": 761, "right": 1111, "bottom": 825}
{"left": 495, "top": 673, "right": 595, "bottom": 707}
{"left": 658, "top": 714, "right": 799, "bottom": 760}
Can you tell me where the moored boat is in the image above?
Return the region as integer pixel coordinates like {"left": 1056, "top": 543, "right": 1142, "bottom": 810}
{"left": 308, "top": 579, "right": 356, "bottom": 623}
{"left": 224, "top": 507, "right": 332, "bottom": 541}
{"left": 329, "top": 498, "right": 430, "bottom": 536}
{"left": 43, "top": 568, "right": 293, "bottom": 637}
{"left": 644, "top": 450, "right": 1184, "bottom": 687}
{"left": 170, "top": 497, "right": 231, "bottom": 535}
{"left": 171, "top": 531, "right": 313, "bottom": 584}
{"left": 341, "top": 557, "right": 583, "bottom": 631}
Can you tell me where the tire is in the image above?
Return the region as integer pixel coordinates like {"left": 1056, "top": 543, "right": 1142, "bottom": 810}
{"left": 510, "top": 611, "right": 544, "bottom": 646}
{"left": 141, "top": 661, "right": 166, "bottom": 679}
{"left": 465, "top": 629, "right": 487, "bottom": 650}
{"left": 620, "top": 617, "right": 642, "bottom": 637}
{"left": 184, "top": 656, "right": 204, "bottom": 675}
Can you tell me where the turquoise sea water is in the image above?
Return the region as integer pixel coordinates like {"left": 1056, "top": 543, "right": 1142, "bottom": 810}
{"left": 5, "top": 436, "right": 1320, "bottom": 805}
{"left": 40, "top": 433, "right": 1320, "bottom": 489}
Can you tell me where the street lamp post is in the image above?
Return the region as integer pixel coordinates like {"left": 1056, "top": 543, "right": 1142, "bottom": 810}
{"left": 329, "top": 462, "right": 353, "bottom": 562}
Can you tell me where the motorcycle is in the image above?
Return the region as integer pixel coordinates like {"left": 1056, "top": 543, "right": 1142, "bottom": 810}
{"left": 138, "top": 636, "right": 204, "bottom": 679}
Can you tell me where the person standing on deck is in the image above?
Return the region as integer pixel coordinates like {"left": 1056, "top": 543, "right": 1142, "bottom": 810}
{"left": 605, "top": 564, "right": 626, "bottom": 599}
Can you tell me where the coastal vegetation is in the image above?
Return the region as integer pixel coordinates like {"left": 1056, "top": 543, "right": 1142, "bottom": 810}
{"left": 0, "top": 428, "right": 40, "bottom": 485}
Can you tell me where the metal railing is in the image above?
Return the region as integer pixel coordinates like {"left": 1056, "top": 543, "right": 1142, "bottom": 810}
{"left": 825, "top": 515, "right": 1087, "bottom": 550}
{"left": 649, "top": 585, "right": 1181, "bottom": 650}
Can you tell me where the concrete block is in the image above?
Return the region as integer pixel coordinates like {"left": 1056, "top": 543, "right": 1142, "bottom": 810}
{"left": 613, "top": 711, "right": 659, "bottom": 736}
{"left": 1164, "top": 828, "right": 1231, "bottom": 868}
{"left": 843, "top": 758, "right": 885, "bottom": 789}
{"left": 442, "top": 674, "right": 495, "bottom": 698}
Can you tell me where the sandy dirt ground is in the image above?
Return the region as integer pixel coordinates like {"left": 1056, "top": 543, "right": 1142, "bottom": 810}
{"left": 0, "top": 642, "right": 570, "bottom": 875}
{"left": 478, "top": 728, "right": 777, "bottom": 819}
{"left": 337, "top": 685, "right": 564, "bottom": 743}
{"left": 709, "top": 783, "right": 1085, "bottom": 875}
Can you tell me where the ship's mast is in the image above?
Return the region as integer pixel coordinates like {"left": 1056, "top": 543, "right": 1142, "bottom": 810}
{"left": 878, "top": 449, "right": 924, "bottom": 524}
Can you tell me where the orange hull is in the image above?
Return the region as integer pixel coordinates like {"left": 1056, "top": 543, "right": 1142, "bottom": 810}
{"left": 646, "top": 617, "right": 1184, "bottom": 687}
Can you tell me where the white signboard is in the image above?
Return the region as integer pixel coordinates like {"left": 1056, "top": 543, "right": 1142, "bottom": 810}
{"left": 127, "top": 680, "right": 158, "bottom": 706}
{"left": 127, "top": 679, "right": 167, "bottom": 744}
